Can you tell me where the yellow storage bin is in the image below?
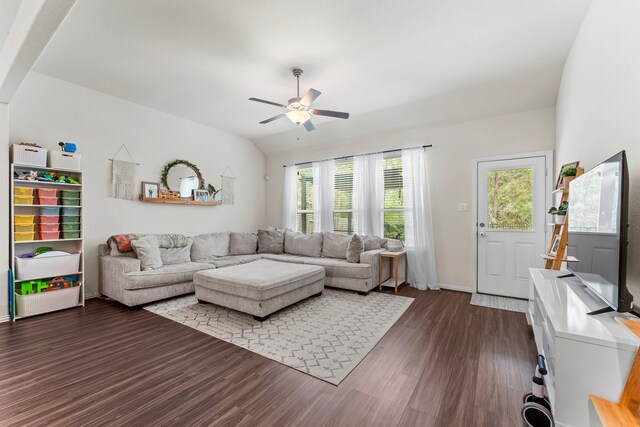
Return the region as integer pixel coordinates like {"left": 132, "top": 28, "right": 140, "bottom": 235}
{"left": 14, "top": 224, "right": 35, "bottom": 233}
{"left": 14, "top": 215, "right": 35, "bottom": 225}
{"left": 15, "top": 231, "right": 36, "bottom": 242}
{"left": 14, "top": 195, "right": 34, "bottom": 205}
{"left": 14, "top": 187, "right": 34, "bottom": 196}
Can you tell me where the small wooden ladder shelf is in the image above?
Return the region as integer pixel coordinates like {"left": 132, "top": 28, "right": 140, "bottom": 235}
{"left": 543, "top": 168, "right": 583, "bottom": 270}
{"left": 590, "top": 318, "right": 640, "bottom": 426}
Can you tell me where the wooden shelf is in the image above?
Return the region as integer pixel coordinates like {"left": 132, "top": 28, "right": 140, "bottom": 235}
{"left": 140, "top": 197, "right": 222, "bottom": 206}
{"left": 538, "top": 254, "right": 579, "bottom": 262}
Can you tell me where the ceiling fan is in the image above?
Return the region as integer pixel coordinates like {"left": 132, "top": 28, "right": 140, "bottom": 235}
{"left": 249, "top": 68, "right": 349, "bottom": 132}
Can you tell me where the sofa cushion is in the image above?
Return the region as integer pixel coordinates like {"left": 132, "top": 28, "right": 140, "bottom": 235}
{"left": 347, "top": 234, "right": 364, "bottom": 263}
{"left": 260, "top": 253, "right": 311, "bottom": 264}
{"left": 284, "top": 231, "right": 323, "bottom": 257}
{"left": 131, "top": 236, "right": 163, "bottom": 271}
{"left": 322, "top": 232, "right": 350, "bottom": 259}
{"left": 229, "top": 232, "right": 258, "bottom": 255}
{"left": 160, "top": 240, "right": 193, "bottom": 265}
{"left": 197, "top": 254, "right": 261, "bottom": 269}
{"left": 124, "top": 262, "right": 213, "bottom": 290}
{"left": 303, "top": 257, "right": 371, "bottom": 279}
{"left": 257, "top": 228, "right": 285, "bottom": 254}
{"left": 190, "top": 232, "right": 230, "bottom": 259}
{"left": 363, "top": 235, "right": 388, "bottom": 251}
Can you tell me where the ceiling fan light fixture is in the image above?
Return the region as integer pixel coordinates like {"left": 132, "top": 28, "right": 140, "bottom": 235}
{"left": 286, "top": 110, "right": 311, "bottom": 125}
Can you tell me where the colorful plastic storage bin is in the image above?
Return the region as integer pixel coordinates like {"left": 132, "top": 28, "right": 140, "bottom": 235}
{"left": 14, "top": 195, "right": 34, "bottom": 205}
{"left": 61, "top": 207, "right": 80, "bottom": 215}
{"left": 38, "top": 223, "right": 59, "bottom": 232}
{"left": 39, "top": 207, "right": 60, "bottom": 215}
{"left": 61, "top": 216, "right": 80, "bottom": 224}
{"left": 60, "top": 197, "right": 80, "bottom": 206}
{"left": 36, "top": 188, "right": 57, "bottom": 198}
{"left": 61, "top": 223, "right": 80, "bottom": 231}
{"left": 14, "top": 187, "right": 34, "bottom": 196}
{"left": 37, "top": 196, "right": 58, "bottom": 205}
{"left": 14, "top": 215, "right": 35, "bottom": 225}
{"left": 62, "top": 231, "right": 80, "bottom": 239}
{"left": 40, "top": 231, "right": 60, "bottom": 240}
{"left": 14, "top": 224, "right": 35, "bottom": 233}
{"left": 39, "top": 216, "right": 59, "bottom": 224}
{"left": 15, "top": 231, "right": 35, "bottom": 242}
{"left": 59, "top": 190, "right": 81, "bottom": 198}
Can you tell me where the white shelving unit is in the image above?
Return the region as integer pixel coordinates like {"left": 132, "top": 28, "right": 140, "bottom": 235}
{"left": 10, "top": 163, "right": 84, "bottom": 320}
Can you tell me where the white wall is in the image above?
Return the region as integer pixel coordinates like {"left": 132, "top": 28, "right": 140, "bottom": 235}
{"left": 9, "top": 72, "right": 266, "bottom": 298}
{"left": 0, "top": 103, "right": 9, "bottom": 321}
{"left": 556, "top": 0, "right": 640, "bottom": 300}
{"left": 265, "top": 107, "right": 556, "bottom": 291}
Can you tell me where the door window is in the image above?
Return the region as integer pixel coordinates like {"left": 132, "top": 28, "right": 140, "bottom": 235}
{"left": 486, "top": 167, "right": 534, "bottom": 231}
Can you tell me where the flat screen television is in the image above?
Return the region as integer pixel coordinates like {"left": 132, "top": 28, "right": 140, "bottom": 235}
{"left": 567, "top": 151, "right": 636, "bottom": 315}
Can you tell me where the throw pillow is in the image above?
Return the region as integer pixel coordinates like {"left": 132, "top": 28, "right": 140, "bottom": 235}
{"left": 284, "top": 231, "right": 323, "bottom": 257}
{"left": 363, "top": 235, "right": 388, "bottom": 251}
{"left": 347, "top": 234, "right": 364, "bottom": 263}
{"left": 229, "top": 232, "right": 258, "bottom": 255}
{"left": 190, "top": 232, "right": 230, "bottom": 260}
{"left": 257, "top": 228, "right": 285, "bottom": 254}
{"left": 386, "top": 238, "right": 405, "bottom": 252}
{"left": 131, "top": 235, "right": 163, "bottom": 270}
{"left": 322, "top": 232, "right": 351, "bottom": 259}
{"left": 160, "top": 240, "right": 193, "bottom": 265}
{"left": 108, "top": 241, "right": 138, "bottom": 258}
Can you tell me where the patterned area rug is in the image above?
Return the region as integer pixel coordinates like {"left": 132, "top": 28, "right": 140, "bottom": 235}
{"left": 145, "top": 289, "right": 413, "bottom": 385}
{"left": 470, "top": 293, "right": 528, "bottom": 313}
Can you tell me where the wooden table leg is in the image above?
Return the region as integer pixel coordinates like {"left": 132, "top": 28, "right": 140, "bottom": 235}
{"left": 394, "top": 257, "right": 398, "bottom": 294}
{"left": 378, "top": 254, "right": 383, "bottom": 292}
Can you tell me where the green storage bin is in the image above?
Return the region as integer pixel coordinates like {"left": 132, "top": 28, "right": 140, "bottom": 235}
{"left": 62, "top": 230, "right": 81, "bottom": 239}
{"left": 61, "top": 215, "right": 80, "bottom": 224}
{"left": 59, "top": 190, "right": 81, "bottom": 198}
{"left": 61, "top": 207, "right": 80, "bottom": 215}
{"left": 61, "top": 197, "right": 80, "bottom": 206}
{"left": 61, "top": 223, "right": 80, "bottom": 231}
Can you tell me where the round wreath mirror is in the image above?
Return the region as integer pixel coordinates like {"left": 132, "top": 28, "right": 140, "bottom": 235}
{"left": 160, "top": 160, "right": 205, "bottom": 195}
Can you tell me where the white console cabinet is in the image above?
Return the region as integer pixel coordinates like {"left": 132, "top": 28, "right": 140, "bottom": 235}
{"left": 528, "top": 268, "right": 639, "bottom": 427}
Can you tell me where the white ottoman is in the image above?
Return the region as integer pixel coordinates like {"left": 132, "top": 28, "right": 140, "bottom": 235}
{"left": 194, "top": 259, "right": 325, "bottom": 321}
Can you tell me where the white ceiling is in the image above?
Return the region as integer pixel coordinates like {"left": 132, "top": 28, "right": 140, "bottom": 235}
{"left": 33, "top": 0, "right": 591, "bottom": 154}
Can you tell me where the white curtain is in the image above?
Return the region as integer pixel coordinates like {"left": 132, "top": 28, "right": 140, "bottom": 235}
{"left": 353, "top": 153, "right": 384, "bottom": 236}
{"left": 402, "top": 148, "right": 438, "bottom": 290}
{"left": 312, "top": 159, "right": 335, "bottom": 232}
{"left": 282, "top": 165, "right": 298, "bottom": 230}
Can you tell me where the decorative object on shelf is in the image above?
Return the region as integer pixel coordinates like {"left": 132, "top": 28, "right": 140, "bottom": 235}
{"left": 554, "top": 161, "right": 579, "bottom": 190}
{"left": 221, "top": 166, "right": 236, "bottom": 205}
{"left": 179, "top": 176, "right": 197, "bottom": 199}
{"left": 207, "top": 184, "right": 221, "bottom": 201}
{"left": 548, "top": 201, "right": 568, "bottom": 224}
{"left": 159, "top": 189, "right": 181, "bottom": 199}
{"left": 58, "top": 142, "right": 77, "bottom": 153}
{"left": 548, "top": 234, "right": 562, "bottom": 256}
{"left": 110, "top": 144, "right": 139, "bottom": 200}
{"left": 141, "top": 181, "right": 160, "bottom": 199}
{"left": 11, "top": 143, "right": 48, "bottom": 167}
{"left": 193, "top": 189, "right": 209, "bottom": 202}
{"left": 160, "top": 159, "right": 205, "bottom": 191}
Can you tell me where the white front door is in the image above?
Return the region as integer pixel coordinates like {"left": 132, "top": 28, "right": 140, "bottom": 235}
{"left": 477, "top": 155, "right": 547, "bottom": 299}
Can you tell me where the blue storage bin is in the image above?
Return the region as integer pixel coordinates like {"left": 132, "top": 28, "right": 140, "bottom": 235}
{"left": 39, "top": 207, "right": 61, "bottom": 216}
{"left": 61, "top": 207, "right": 80, "bottom": 215}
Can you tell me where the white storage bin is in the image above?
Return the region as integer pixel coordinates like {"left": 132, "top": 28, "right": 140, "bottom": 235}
{"left": 48, "top": 151, "right": 81, "bottom": 171}
{"left": 15, "top": 284, "right": 81, "bottom": 317}
{"left": 15, "top": 252, "right": 81, "bottom": 281}
{"left": 11, "top": 144, "right": 48, "bottom": 167}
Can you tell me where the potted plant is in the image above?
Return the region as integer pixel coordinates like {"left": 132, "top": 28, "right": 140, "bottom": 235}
{"left": 560, "top": 166, "right": 577, "bottom": 188}
{"left": 549, "top": 201, "right": 568, "bottom": 224}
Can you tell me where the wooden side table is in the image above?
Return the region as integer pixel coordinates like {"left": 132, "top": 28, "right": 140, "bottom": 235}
{"left": 378, "top": 250, "right": 407, "bottom": 294}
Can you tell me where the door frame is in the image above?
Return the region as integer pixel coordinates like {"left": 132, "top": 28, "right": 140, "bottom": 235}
{"left": 471, "top": 150, "right": 553, "bottom": 295}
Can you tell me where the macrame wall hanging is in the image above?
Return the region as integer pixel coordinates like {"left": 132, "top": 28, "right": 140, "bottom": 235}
{"left": 220, "top": 166, "right": 236, "bottom": 205}
{"left": 110, "top": 144, "right": 140, "bottom": 200}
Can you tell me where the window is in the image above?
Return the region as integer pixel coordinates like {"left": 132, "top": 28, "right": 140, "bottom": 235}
{"left": 384, "top": 154, "right": 405, "bottom": 240}
{"left": 296, "top": 166, "right": 313, "bottom": 233}
{"left": 334, "top": 159, "right": 354, "bottom": 234}
{"left": 487, "top": 167, "right": 533, "bottom": 231}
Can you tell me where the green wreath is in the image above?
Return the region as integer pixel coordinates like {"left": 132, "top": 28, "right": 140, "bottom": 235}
{"left": 160, "top": 159, "right": 206, "bottom": 190}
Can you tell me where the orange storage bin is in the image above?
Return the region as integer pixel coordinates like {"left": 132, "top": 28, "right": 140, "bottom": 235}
{"left": 36, "top": 188, "right": 57, "bottom": 198}
{"left": 37, "top": 196, "right": 58, "bottom": 205}
{"left": 38, "top": 223, "right": 59, "bottom": 232}
{"left": 39, "top": 231, "right": 59, "bottom": 240}
{"left": 39, "top": 216, "right": 59, "bottom": 224}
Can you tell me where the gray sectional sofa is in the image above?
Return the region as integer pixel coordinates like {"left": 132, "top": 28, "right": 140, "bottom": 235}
{"left": 99, "top": 230, "right": 399, "bottom": 308}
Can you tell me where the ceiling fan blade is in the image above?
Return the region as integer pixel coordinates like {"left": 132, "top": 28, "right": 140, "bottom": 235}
{"left": 249, "top": 97, "right": 288, "bottom": 108}
{"left": 311, "top": 109, "right": 350, "bottom": 119}
{"left": 259, "top": 114, "right": 286, "bottom": 124}
{"left": 303, "top": 120, "right": 316, "bottom": 132}
{"left": 300, "top": 88, "right": 321, "bottom": 107}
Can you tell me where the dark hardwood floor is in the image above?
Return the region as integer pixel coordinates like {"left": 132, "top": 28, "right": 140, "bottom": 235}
{"left": 0, "top": 288, "right": 536, "bottom": 426}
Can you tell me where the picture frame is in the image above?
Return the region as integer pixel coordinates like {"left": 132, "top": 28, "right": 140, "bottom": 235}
{"left": 555, "top": 161, "right": 580, "bottom": 190}
{"left": 193, "top": 189, "right": 209, "bottom": 202}
{"left": 141, "top": 181, "right": 160, "bottom": 199}
{"left": 549, "top": 234, "right": 562, "bottom": 256}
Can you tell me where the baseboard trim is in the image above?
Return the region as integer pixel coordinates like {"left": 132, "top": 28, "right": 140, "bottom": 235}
{"left": 0, "top": 314, "right": 10, "bottom": 323}
{"left": 85, "top": 292, "right": 99, "bottom": 299}
{"left": 437, "top": 283, "right": 472, "bottom": 293}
